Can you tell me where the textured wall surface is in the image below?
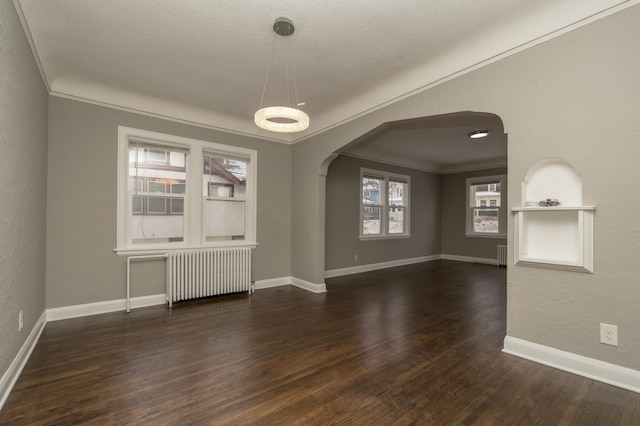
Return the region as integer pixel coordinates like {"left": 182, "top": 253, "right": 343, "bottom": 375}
{"left": 293, "top": 6, "right": 640, "bottom": 369}
{"left": 440, "top": 167, "right": 507, "bottom": 258}
{"left": 46, "top": 97, "right": 292, "bottom": 308}
{"left": 325, "top": 155, "right": 441, "bottom": 271}
{"left": 0, "top": 2, "right": 48, "bottom": 378}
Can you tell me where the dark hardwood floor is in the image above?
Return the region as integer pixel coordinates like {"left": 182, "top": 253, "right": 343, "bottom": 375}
{"left": 1, "top": 260, "right": 639, "bottom": 425}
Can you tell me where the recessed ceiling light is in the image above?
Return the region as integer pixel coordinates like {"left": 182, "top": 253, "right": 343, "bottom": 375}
{"left": 468, "top": 130, "right": 489, "bottom": 139}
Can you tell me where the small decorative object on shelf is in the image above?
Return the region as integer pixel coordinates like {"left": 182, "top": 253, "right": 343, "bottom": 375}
{"left": 539, "top": 198, "right": 560, "bottom": 207}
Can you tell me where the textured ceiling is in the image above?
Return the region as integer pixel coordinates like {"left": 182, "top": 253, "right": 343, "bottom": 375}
{"left": 13, "top": 0, "right": 635, "bottom": 168}
{"left": 342, "top": 112, "right": 507, "bottom": 174}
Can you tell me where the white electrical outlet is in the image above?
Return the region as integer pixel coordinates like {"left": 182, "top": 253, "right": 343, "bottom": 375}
{"left": 19, "top": 310, "right": 23, "bottom": 332}
{"left": 600, "top": 323, "right": 618, "bottom": 346}
{"left": 354, "top": 254, "right": 358, "bottom": 262}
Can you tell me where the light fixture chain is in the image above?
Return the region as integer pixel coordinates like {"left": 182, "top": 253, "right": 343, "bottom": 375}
{"left": 258, "top": 34, "right": 278, "bottom": 109}
{"left": 289, "top": 34, "right": 301, "bottom": 107}
{"left": 286, "top": 31, "right": 291, "bottom": 108}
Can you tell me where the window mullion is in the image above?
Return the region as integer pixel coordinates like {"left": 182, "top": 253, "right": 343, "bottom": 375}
{"left": 382, "top": 176, "right": 389, "bottom": 236}
{"left": 187, "top": 147, "right": 202, "bottom": 245}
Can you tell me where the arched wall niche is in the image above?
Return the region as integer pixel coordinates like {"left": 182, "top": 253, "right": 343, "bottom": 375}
{"left": 513, "top": 157, "right": 595, "bottom": 273}
{"left": 522, "top": 158, "right": 583, "bottom": 207}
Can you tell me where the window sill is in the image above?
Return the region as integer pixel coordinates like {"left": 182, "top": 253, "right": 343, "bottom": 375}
{"left": 359, "top": 234, "right": 411, "bottom": 241}
{"left": 464, "top": 233, "right": 506, "bottom": 239}
{"left": 114, "top": 243, "right": 258, "bottom": 256}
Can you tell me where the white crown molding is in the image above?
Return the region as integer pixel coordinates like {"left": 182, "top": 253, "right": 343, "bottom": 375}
{"left": 49, "top": 91, "right": 290, "bottom": 145}
{"left": 504, "top": 336, "right": 640, "bottom": 394}
{"left": 0, "top": 310, "right": 46, "bottom": 411}
{"left": 17, "top": 1, "right": 636, "bottom": 146}
{"left": 11, "top": 0, "right": 50, "bottom": 92}
{"left": 290, "top": 0, "right": 640, "bottom": 144}
{"left": 341, "top": 153, "right": 508, "bottom": 175}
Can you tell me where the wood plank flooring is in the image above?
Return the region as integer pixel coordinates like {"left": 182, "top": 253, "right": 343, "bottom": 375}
{"left": 1, "top": 260, "right": 639, "bottom": 425}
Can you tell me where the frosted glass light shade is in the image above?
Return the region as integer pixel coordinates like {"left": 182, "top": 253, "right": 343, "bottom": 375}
{"left": 255, "top": 106, "right": 309, "bottom": 133}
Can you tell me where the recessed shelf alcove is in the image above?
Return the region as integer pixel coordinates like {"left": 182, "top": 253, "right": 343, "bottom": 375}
{"left": 512, "top": 158, "right": 594, "bottom": 273}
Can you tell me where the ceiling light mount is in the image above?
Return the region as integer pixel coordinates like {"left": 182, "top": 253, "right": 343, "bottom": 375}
{"left": 255, "top": 17, "right": 309, "bottom": 133}
{"left": 273, "top": 17, "right": 295, "bottom": 36}
{"left": 468, "top": 130, "right": 490, "bottom": 139}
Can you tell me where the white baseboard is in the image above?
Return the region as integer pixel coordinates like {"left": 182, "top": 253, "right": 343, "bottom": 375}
{"left": 291, "top": 277, "right": 327, "bottom": 293}
{"left": 45, "top": 277, "right": 330, "bottom": 322}
{"left": 503, "top": 336, "right": 640, "bottom": 394}
{"left": 441, "top": 254, "right": 497, "bottom": 266}
{"left": 47, "top": 294, "right": 167, "bottom": 322}
{"left": 253, "top": 276, "right": 291, "bottom": 290}
{"left": 324, "top": 255, "right": 441, "bottom": 278}
{"left": 0, "top": 310, "right": 47, "bottom": 411}
{"left": 254, "top": 276, "right": 326, "bottom": 293}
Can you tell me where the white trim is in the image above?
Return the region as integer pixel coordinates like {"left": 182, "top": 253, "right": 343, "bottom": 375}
{"left": 253, "top": 276, "right": 292, "bottom": 290}
{"left": 441, "top": 254, "right": 497, "bottom": 266}
{"left": 291, "top": 1, "right": 640, "bottom": 145}
{"left": 325, "top": 255, "right": 441, "bottom": 278}
{"left": 503, "top": 336, "right": 640, "bottom": 394}
{"left": 341, "top": 153, "right": 507, "bottom": 176}
{"left": 47, "top": 294, "right": 167, "bottom": 322}
{"left": 360, "top": 167, "right": 411, "bottom": 239}
{"left": 466, "top": 174, "right": 507, "bottom": 238}
{"left": 44, "top": 279, "right": 329, "bottom": 323}
{"left": 35, "top": 3, "right": 636, "bottom": 146}
{"left": 114, "top": 244, "right": 257, "bottom": 256}
{"left": 117, "top": 126, "right": 258, "bottom": 252}
{"left": 0, "top": 310, "right": 46, "bottom": 411}
{"left": 51, "top": 92, "right": 292, "bottom": 144}
{"left": 291, "top": 277, "right": 327, "bottom": 293}
{"left": 464, "top": 232, "right": 507, "bottom": 239}
{"left": 10, "top": 0, "right": 50, "bottom": 92}
{"left": 359, "top": 234, "right": 411, "bottom": 241}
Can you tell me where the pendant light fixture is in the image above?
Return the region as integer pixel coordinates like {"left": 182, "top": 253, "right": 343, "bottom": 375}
{"left": 255, "top": 17, "right": 309, "bottom": 133}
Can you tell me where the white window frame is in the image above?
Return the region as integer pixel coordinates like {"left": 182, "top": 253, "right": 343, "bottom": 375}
{"left": 116, "top": 126, "right": 257, "bottom": 255}
{"left": 359, "top": 168, "right": 411, "bottom": 240}
{"left": 465, "top": 174, "right": 506, "bottom": 238}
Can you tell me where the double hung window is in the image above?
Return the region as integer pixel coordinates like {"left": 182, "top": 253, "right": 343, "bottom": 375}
{"left": 360, "top": 168, "right": 410, "bottom": 239}
{"left": 116, "top": 127, "right": 256, "bottom": 253}
{"left": 466, "top": 174, "right": 506, "bottom": 237}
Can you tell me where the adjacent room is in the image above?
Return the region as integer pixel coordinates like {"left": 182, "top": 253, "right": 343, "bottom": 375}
{"left": 2, "top": 0, "right": 639, "bottom": 423}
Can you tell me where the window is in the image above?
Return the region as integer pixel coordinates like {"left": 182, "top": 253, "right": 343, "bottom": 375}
{"left": 116, "top": 127, "right": 257, "bottom": 253}
{"left": 360, "top": 168, "right": 410, "bottom": 239}
{"left": 466, "top": 174, "right": 506, "bottom": 238}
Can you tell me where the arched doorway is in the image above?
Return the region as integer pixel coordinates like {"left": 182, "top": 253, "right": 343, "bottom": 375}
{"left": 322, "top": 111, "right": 507, "bottom": 279}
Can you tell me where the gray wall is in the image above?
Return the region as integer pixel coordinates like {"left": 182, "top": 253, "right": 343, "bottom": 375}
{"left": 440, "top": 167, "right": 507, "bottom": 258}
{"left": 0, "top": 1, "right": 48, "bottom": 378}
{"left": 46, "top": 97, "right": 292, "bottom": 308}
{"left": 292, "top": 6, "right": 640, "bottom": 370}
{"left": 325, "top": 155, "right": 441, "bottom": 271}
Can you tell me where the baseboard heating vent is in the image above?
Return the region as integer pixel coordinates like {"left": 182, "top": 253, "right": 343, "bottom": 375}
{"left": 497, "top": 245, "right": 507, "bottom": 267}
{"left": 167, "top": 248, "right": 252, "bottom": 307}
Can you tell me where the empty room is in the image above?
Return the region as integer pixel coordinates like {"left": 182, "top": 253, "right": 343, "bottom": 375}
{"left": 2, "top": 0, "right": 639, "bottom": 424}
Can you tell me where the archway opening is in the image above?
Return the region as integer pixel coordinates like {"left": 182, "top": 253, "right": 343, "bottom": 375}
{"left": 322, "top": 111, "right": 507, "bottom": 278}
